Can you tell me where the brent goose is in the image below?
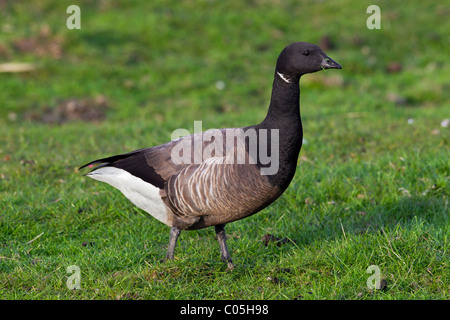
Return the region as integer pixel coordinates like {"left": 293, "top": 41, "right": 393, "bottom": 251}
{"left": 80, "top": 42, "right": 341, "bottom": 270}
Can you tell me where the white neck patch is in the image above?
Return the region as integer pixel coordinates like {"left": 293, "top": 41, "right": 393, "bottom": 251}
{"left": 277, "top": 71, "right": 291, "bottom": 84}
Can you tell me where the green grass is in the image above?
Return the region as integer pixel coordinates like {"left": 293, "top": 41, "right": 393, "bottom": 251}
{"left": 0, "top": 0, "right": 448, "bottom": 300}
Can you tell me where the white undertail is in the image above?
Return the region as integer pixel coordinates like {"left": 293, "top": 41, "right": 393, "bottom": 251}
{"left": 87, "top": 167, "right": 170, "bottom": 225}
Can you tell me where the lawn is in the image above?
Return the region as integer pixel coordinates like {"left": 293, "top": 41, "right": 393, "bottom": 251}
{"left": 0, "top": 0, "right": 448, "bottom": 300}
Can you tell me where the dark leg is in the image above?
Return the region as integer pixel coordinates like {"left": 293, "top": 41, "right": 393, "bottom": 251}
{"left": 165, "top": 225, "right": 181, "bottom": 260}
{"left": 215, "top": 224, "right": 235, "bottom": 271}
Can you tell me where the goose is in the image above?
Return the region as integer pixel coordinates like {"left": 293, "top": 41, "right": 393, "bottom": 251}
{"left": 79, "top": 42, "right": 342, "bottom": 270}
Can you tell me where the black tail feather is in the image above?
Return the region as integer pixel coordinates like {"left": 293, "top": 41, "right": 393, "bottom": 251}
{"left": 79, "top": 148, "right": 166, "bottom": 189}
{"left": 79, "top": 149, "right": 146, "bottom": 171}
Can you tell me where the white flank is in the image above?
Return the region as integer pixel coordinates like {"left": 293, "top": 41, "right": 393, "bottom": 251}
{"left": 277, "top": 71, "right": 291, "bottom": 84}
{"left": 87, "top": 167, "right": 170, "bottom": 225}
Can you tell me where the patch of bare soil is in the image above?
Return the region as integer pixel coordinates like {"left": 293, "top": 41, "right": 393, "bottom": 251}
{"left": 13, "top": 25, "right": 64, "bottom": 59}
{"left": 25, "top": 95, "right": 109, "bottom": 124}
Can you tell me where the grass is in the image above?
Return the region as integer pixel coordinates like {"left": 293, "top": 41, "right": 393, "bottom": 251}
{"left": 0, "top": 0, "right": 448, "bottom": 300}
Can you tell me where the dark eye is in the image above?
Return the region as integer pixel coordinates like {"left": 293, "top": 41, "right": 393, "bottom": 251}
{"left": 303, "top": 50, "right": 311, "bottom": 56}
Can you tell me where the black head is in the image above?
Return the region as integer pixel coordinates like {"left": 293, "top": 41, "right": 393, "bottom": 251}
{"left": 276, "top": 42, "right": 342, "bottom": 78}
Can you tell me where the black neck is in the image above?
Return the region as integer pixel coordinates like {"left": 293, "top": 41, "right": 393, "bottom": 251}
{"left": 254, "top": 71, "right": 303, "bottom": 189}
{"left": 261, "top": 72, "right": 301, "bottom": 128}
